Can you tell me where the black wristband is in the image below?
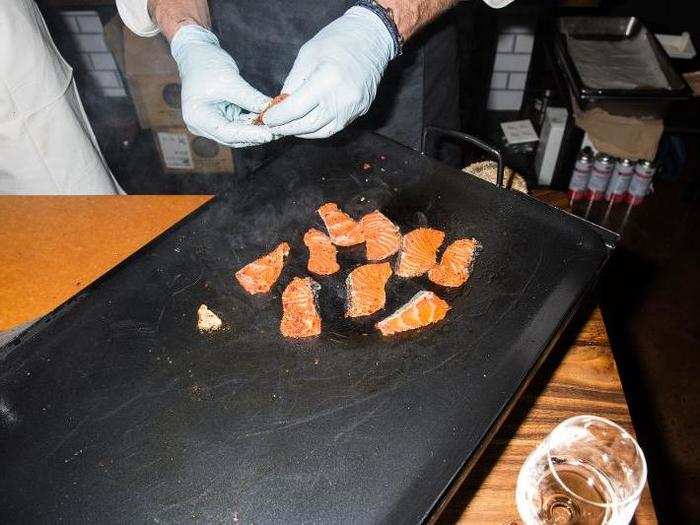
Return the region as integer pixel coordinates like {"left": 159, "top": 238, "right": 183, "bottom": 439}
{"left": 355, "top": 0, "right": 403, "bottom": 57}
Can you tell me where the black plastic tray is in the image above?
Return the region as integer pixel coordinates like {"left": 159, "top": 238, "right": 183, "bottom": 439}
{"left": 0, "top": 131, "right": 616, "bottom": 523}
{"left": 554, "top": 16, "right": 692, "bottom": 116}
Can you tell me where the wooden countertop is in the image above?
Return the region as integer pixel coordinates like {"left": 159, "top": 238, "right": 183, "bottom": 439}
{"left": 0, "top": 193, "right": 656, "bottom": 523}
{"left": 0, "top": 196, "right": 211, "bottom": 331}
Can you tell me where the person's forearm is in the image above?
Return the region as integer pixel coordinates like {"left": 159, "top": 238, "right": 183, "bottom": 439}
{"left": 148, "top": 0, "right": 211, "bottom": 41}
{"left": 377, "top": 0, "right": 457, "bottom": 41}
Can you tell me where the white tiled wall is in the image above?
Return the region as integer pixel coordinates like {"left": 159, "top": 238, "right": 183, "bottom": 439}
{"left": 60, "top": 11, "right": 126, "bottom": 98}
{"left": 490, "top": 72, "right": 509, "bottom": 90}
{"left": 488, "top": 22, "right": 535, "bottom": 111}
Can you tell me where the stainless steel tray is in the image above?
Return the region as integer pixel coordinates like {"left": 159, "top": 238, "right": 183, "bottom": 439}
{"left": 554, "top": 16, "right": 691, "bottom": 115}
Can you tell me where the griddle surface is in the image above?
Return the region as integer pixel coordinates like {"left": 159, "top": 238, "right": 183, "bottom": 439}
{"left": 0, "top": 131, "right": 613, "bottom": 523}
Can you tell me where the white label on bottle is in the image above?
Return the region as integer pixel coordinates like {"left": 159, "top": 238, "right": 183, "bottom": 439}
{"left": 628, "top": 173, "right": 652, "bottom": 197}
{"left": 588, "top": 168, "right": 611, "bottom": 193}
{"left": 606, "top": 173, "right": 632, "bottom": 198}
{"left": 569, "top": 169, "right": 590, "bottom": 191}
{"left": 157, "top": 132, "right": 193, "bottom": 170}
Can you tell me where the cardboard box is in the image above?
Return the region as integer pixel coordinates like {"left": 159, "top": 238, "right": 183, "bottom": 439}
{"left": 153, "top": 127, "right": 235, "bottom": 174}
{"left": 104, "top": 17, "right": 183, "bottom": 129}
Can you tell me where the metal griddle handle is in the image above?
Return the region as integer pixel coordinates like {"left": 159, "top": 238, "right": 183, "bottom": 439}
{"left": 421, "top": 126, "right": 505, "bottom": 188}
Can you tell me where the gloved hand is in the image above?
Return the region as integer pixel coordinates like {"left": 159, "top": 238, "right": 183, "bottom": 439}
{"left": 263, "top": 6, "right": 396, "bottom": 139}
{"left": 170, "top": 25, "right": 274, "bottom": 148}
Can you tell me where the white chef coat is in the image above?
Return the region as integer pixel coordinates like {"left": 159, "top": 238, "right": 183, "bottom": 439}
{"left": 0, "top": 0, "right": 123, "bottom": 195}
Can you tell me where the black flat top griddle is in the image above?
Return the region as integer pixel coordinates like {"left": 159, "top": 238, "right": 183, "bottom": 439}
{"left": 0, "top": 131, "right": 616, "bottom": 523}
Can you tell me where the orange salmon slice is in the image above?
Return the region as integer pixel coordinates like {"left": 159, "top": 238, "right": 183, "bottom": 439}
{"left": 235, "top": 242, "right": 290, "bottom": 295}
{"left": 361, "top": 210, "right": 401, "bottom": 261}
{"left": 345, "top": 262, "right": 392, "bottom": 318}
{"left": 280, "top": 277, "right": 322, "bottom": 338}
{"left": 428, "top": 238, "right": 480, "bottom": 288}
{"left": 253, "top": 93, "right": 289, "bottom": 125}
{"left": 304, "top": 228, "right": 340, "bottom": 275}
{"left": 317, "top": 202, "right": 365, "bottom": 247}
{"left": 395, "top": 228, "right": 445, "bottom": 277}
{"left": 376, "top": 290, "right": 450, "bottom": 336}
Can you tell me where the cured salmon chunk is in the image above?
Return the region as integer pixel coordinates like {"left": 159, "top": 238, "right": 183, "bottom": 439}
{"left": 317, "top": 202, "right": 365, "bottom": 247}
{"left": 345, "top": 262, "right": 392, "bottom": 318}
{"left": 304, "top": 228, "right": 340, "bottom": 275}
{"left": 428, "top": 238, "right": 480, "bottom": 288}
{"left": 395, "top": 228, "right": 445, "bottom": 277}
{"left": 253, "top": 93, "right": 289, "bottom": 125}
{"left": 361, "top": 210, "right": 401, "bottom": 261}
{"left": 235, "top": 242, "right": 290, "bottom": 295}
{"left": 376, "top": 291, "right": 450, "bottom": 336}
{"left": 280, "top": 277, "right": 322, "bottom": 338}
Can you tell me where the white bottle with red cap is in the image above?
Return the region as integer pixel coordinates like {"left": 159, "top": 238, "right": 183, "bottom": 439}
{"left": 626, "top": 160, "right": 656, "bottom": 206}
{"left": 605, "top": 158, "right": 635, "bottom": 203}
{"left": 568, "top": 147, "right": 594, "bottom": 202}
{"left": 587, "top": 153, "right": 616, "bottom": 201}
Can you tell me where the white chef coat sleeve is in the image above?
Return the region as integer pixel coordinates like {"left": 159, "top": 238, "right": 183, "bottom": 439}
{"left": 116, "top": 0, "right": 160, "bottom": 37}
{"left": 481, "top": 0, "right": 517, "bottom": 8}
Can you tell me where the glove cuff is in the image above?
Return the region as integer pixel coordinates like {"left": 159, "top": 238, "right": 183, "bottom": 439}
{"left": 170, "top": 24, "right": 221, "bottom": 62}
{"left": 353, "top": 1, "right": 402, "bottom": 58}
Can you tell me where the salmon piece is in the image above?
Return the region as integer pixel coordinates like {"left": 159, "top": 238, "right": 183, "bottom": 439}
{"left": 345, "top": 262, "right": 392, "bottom": 318}
{"left": 428, "top": 238, "right": 480, "bottom": 288}
{"left": 280, "top": 277, "right": 322, "bottom": 338}
{"left": 253, "top": 93, "right": 289, "bottom": 125}
{"left": 395, "top": 228, "right": 445, "bottom": 277}
{"left": 304, "top": 228, "right": 340, "bottom": 275}
{"left": 361, "top": 210, "right": 401, "bottom": 261}
{"left": 235, "top": 242, "right": 290, "bottom": 295}
{"left": 317, "top": 202, "right": 365, "bottom": 247}
{"left": 376, "top": 291, "right": 450, "bottom": 336}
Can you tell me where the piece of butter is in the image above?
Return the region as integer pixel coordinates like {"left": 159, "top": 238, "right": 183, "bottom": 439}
{"left": 197, "top": 304, "right": 222, "bottom": 332}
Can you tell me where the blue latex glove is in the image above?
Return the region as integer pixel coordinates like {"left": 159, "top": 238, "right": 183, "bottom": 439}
{"left": 263, "top": 6, "right": 396, "bottom": 139}
{"left": 170, "top": 25, "right": 273, "bottom": 148}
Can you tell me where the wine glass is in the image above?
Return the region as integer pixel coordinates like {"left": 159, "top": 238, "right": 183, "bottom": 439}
{"left": 516, "top": 415, "right": 647, "bottom": 525}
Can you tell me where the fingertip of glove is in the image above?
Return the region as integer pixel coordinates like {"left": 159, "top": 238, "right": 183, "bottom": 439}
{"left": 261, "top": 101, "right": 291, "bottom": 127}
{"left": 224, "top": 122, "right": 274, "bottom": 145}
{"left": 253, "top": 96, "right": 273, "bottom": 115}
